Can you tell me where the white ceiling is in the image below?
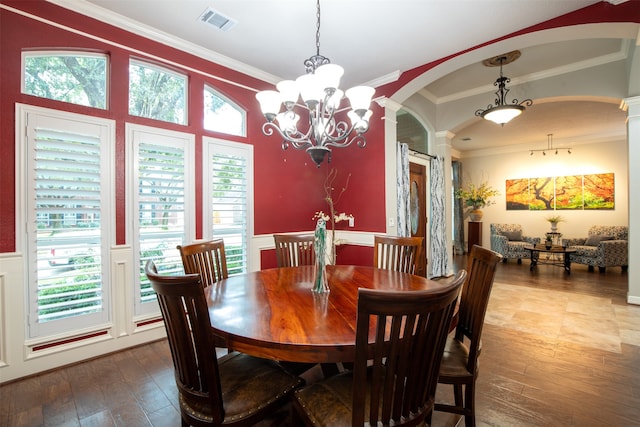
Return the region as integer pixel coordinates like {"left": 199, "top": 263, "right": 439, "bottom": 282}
{"left": 51, "top": 0, "right": 633, "bottom": 153}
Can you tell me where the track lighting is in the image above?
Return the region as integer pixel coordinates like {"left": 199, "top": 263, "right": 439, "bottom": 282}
{"left": 529, "top": 134, "right": 572, "bottom": 157}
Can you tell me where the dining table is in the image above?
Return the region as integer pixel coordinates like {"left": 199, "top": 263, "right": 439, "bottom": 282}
{"left": 205, "top": 264, "right": 452, "bottom": 364}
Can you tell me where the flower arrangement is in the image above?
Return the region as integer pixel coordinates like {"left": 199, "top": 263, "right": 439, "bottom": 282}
{"left": 314, "top": 169, "right": 352, "bottom": 264}
{"left": 312, "top": 211, "right": 353, "bottom": 224}
{"left": 454, "top": 181, "right": 499, "bottom": 210}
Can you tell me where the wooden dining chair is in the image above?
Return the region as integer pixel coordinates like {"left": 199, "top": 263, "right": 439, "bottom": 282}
{"left": 434, "top": 244, "right": 502, "bottom": 427}
{"left": 273, "top": 233, "right": 316, "bottom": 267}
{"left": 292, "top": 269, "right": 467, "bottom": 427}
{"left": 177, "top": 239, "right": 228, "bottom": 287}
{"left": 145, "top": 260, "right": 303, "bottom": 427}
{"left": 272, "top": 233, "right": 323, "bottom": 376}
{"left": 373, "top": 235, "right": 424, "bottom": 274}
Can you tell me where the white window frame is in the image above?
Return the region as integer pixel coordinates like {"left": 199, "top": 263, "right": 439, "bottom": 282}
{"left": 128, "top": 59, "right": 188, "bottom": 125}
{"left": 126, "top": 123, "right": 195, "bottom": 318}
{"left": 21, "top": 50, "right": 109, "bottom": 110}
{"left": 16, "top": 104, "right": 115, "bottom": 339}
{"left": 202, "top": 137, "right": 254, "bottom": 274}
{"left": 203, "top": 85, "right": 247, "bottom": 137}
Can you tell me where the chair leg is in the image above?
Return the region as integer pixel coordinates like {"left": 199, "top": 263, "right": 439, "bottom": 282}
{"left": 622, "top": 265, "right": 628, "bottom": 272}
{"left": 453, "top": 384, "right": 463, "bottom": 408}
{"left": 464, "top": 380, "right": 476, "bottom": 427}
{"left": 599, "top": 266, "right": 606, "bottom": 273}
{"left": 588, "top": 265, "right": 594, "bottom": 272}
{"left": 517, "top": 258, "right": 522, "bottom": 264}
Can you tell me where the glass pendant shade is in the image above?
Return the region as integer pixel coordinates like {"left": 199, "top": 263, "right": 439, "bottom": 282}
{"left": 346, "top": 86, "right": 375, "bottom": 112}
{"left": 326, "top": 89, "right": 343, "bottom": 109}
{"left": 276, "top": 80, "right": 299, "bottom": 105}
{"left": 256, "top": 90, "right": 282, "bottom": 117}
{"left": 348, "top": 109, "right": 372, "bottom": 132}
{"left": 314, "top": 64, "right": 344, "bottom": 90}
{"left": 296, "top": 73, "right": 324, "bottom": 103}
{"left": 481, "top": 105, "right": 524, "bottom": 125}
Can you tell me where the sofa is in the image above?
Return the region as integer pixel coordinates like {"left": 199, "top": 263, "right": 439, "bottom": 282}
{"left": 490, "top": 224, "right": 541, "bottom": 263}
{"left": 562, "top": 225, "right": 628, "bottom": 273}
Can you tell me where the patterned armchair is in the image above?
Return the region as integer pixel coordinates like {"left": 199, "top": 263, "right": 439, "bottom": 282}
{"left": 490, "top": 224, "right": 541, "bottom": 263}
{"left": 562, "top": 225, "right": 628, "bottom": 273}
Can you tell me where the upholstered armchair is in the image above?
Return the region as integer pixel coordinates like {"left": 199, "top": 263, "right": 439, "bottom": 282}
{"left": 490, "top": 223, "right": 541, "bottom": 263}
{"left": 562, "top": 225, "right": 628, "bottom": 273}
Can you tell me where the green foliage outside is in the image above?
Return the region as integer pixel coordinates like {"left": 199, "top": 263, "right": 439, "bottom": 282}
{"left": 24, "top": 54, "right": 107, "bottom": 108}
{"left": 129, "top": 62, "right": 186, "bottom": 124}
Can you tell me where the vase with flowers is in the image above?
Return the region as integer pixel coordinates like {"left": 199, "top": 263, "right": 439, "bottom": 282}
{"left": 312, "top": 168, "right": 352, "bottom": 264}
{"left": 454, "top": 181, "right": 499, "bottom": 222}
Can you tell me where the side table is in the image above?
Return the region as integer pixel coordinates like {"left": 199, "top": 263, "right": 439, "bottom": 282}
{"left": 468, "top": 221, "right": 482, "bottom": 253}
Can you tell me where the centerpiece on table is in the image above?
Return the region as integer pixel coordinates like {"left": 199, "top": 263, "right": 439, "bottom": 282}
{"left": 454, "top": 181, "right": 499, "bottom": 222}
{"left": 312, "top": 218, "right": 330, "bottom": 294}
{"left": 312, "top": 168, "right": 352, "bottom": 264}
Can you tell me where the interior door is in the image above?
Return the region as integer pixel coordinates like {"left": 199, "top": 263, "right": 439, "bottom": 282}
{"left": 409, "top": 162, "right": 427, "bottom": 276}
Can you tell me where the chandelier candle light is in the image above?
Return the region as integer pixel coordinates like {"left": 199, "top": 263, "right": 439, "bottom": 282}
{"left": 475, "top": 50, "right": 532, "bottom": 126}
{"left": 256, "top": 0, "right": 375, "bottom": 167}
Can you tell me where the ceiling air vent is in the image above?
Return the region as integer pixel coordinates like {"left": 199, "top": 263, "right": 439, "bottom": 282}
{"left": 198, "top": 7, "right": 237, "bottom": 32}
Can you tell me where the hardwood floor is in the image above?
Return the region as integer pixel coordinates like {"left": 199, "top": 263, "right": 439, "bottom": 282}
{"left": 1, "top": 256, "right": 637, "bottom": 426}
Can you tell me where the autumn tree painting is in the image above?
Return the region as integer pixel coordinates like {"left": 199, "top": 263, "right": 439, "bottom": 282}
{"left": 505, "top": 179, "right": 530, "bottom": 210}
{"left": 529, "top": 177, "right": 555, "bottom": 210}
{"left": 584, "top": 173, "right": 615, "bottom": 209}
{"left": 556, "top": 175, "right": 583, "bottom": 209}
{"left": 505, "top": 173, "right": 614, "bottom": 210}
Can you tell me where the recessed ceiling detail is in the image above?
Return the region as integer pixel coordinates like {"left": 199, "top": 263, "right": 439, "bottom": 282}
{"left": 482, "top": 50, "right": 522, "bottom": 67}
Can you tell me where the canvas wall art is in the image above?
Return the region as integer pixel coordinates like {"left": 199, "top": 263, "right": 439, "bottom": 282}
{"left": 505, "top": 173, "right": 614, "bottom": 210}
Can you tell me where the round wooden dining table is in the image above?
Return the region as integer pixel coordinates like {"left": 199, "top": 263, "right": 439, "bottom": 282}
{"left": 205, "top": 265, "right": 451, "bottom": 363}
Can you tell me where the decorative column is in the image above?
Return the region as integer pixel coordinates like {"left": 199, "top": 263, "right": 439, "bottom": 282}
{"left": 624, "top": 95, "right": 640, "bottom": 305}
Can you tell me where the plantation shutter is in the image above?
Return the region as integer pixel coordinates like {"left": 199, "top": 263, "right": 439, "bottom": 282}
{"left": 205, "top": 139, "right": 253, "bottom": 275}
{"left": 25, "top": 110, "right": 112, "bottom": 339}
{"left": 130, "top": 125, "right": 193, "bottom": 317}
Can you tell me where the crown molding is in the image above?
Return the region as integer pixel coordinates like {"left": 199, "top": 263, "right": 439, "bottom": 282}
{"left": 47, "top": 0, "right": 281, "bottom": 85}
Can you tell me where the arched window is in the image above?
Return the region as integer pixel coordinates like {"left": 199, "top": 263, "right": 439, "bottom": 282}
{"left": 397, "top": 109, "right": 429, "bottom": 155}
{"left": 129, "top": 59, "right": 188, "bottom": 125}
{"left": 22, "top": 51, "right": 108, "bottom": 109}
{"left": 204, "top": 85, "right": 246, "bottom": 136}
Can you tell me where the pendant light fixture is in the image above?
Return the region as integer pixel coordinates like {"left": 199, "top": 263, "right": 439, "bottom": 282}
{"left": 255, "top": 0, "right": 375, "bottom": 167}
{"left": 475, "top": 50, "right": 532, "bottom": 126}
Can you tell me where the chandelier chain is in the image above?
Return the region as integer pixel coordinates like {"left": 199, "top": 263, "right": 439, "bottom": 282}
{"left": 315, "top": 0, "right": 321, "bottom": 56}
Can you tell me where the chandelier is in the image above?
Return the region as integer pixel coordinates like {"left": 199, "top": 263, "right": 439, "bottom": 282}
{"left": 255, "top": 0, "right": 375, "bottom": 167}
{"left": 475, "top": 51, "right": 532, "bottom": 126}
{"left": 529, "top": 134, "right": 572, "bottom": 156}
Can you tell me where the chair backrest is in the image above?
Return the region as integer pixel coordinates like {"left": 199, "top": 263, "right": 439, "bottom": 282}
{"left": 352, "top": 270, "right": 466, "bottom": 426}
{"left": 588, "top": 225, "right": 628, "bottom": 240}
{"left": 177, "top": 239, "right": 228, "bottom": 287}
{"left": 373, "top": 235, "right": 423, "bottom": 274}
{"left": 455, "top": 244, "right": 502, "bottom": 372}
{"left": 490, "top": 223, "right": 523, "bottom": 236}
{"left": 273, "top": 234, "right": 315, "bottom": 267}
{"left": 145, "top": 261, "right": 225, "bottom": 425}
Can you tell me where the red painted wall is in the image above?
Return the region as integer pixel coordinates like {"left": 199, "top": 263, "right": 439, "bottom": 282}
{"left": 0, "top": 0, "right": 385, "bottom": 264}
{"left": 3, "top": 1, "right": 636, "bottom": 266}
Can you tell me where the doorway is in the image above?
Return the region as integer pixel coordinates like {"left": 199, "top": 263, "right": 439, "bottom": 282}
{"left": 409, "top": 162, "right": 427, "bottom": 276}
